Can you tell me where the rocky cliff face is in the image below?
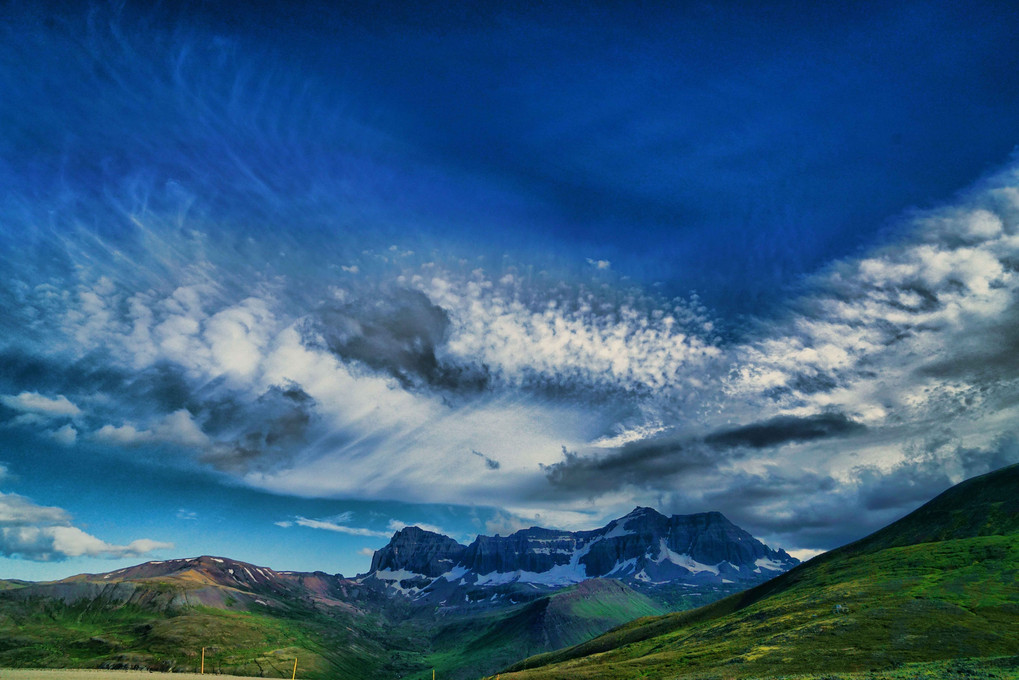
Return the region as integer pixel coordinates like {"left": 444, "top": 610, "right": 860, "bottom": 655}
{"left": 361, "top": 507, "right": 797, "bottom": 599}
{"left": 369, "top": 526, "right": 467, "bottom": 578}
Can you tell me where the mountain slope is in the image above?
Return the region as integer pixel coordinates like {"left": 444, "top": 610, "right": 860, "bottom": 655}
{"left": 500, "top": 463, "right": 1019, "bottom": 679}
{"left": 419, "top": 579, "right": 667, "bottom": 680}
{"left": 0, "top": 556, "right": 396, "bottom": 678}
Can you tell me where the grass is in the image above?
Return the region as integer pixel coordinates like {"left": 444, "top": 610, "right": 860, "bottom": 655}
{"left": 398, "top": 579, "right": 668, "bottom": 680}
{"left": 0, "top": 672, "right": 256, "bottom": 679}
{"left": 497, "top": 537, "right": 1019, "bottom": 679}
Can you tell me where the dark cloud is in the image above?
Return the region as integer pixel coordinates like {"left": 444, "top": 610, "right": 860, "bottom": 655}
{"left": 199, "top": 384, "right": 319, "bottom": 473}
{"left": 542, "top": 412, "right": 864, "bottom": 498}
{"left": 472, "top": 450, "right": 500, "bottom": 470}
{"left": 703, "top": 437, "right": 1019, "bottom": 551}
{"left": 701, "top": 469, "right": 838, "bottom": 507}
{"left": 916, "top": 296, "right": 1019, "bottom": 382}
{"left": 541, "top": 440, "right": 721, "bottom": 496}
{"left": 856, "top": 435, "right": 1019, "bottom": 512}
{"left": 703, "top": 412, "right": 866, "bottom": 449}
{"left": 0, "top": 349, "right": 125, "bottom": 400}
{"left": 307, "top": 288, "right": 489, "bottom": 393}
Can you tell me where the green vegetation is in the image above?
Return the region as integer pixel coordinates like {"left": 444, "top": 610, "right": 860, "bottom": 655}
{"left": 0, "top": 573, "right": 669, "bottom": 680}
{"left": 498, "top": 464, "right": 1019, "bottom": 680}
{"left": 408, "top": 579, "right": 666, "bottom": 680}
{"left": 0, "top": 582, "right": 398, "bottom": 679}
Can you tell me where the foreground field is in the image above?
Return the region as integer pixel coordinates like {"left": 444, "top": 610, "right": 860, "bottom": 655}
{"left": 488, "top": 656, "right": 1019, "bottom": 680}
{"left": 0, "top": 672, "right": 252, "bottom": 680}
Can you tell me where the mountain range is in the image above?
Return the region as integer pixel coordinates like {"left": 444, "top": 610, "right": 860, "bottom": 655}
{"left": 361, "top": 507, "right": 797, "bottom": 607}
{"left": 0, "top": 507, "right": 795, "bottom": 679}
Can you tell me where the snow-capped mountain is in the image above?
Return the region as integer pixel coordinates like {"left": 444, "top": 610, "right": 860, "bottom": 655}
{"left": 360, "top": 507, "right": 798, "bottom": 601}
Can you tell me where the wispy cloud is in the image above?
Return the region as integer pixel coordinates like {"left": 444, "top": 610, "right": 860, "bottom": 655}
{"left": 291, "top": 516, "right": 390, "bottom": 538}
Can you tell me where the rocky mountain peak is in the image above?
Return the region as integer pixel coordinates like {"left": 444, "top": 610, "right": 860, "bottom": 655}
{"left": 369, "top": 526, "right": 467, "bottom": 578}
{"left": 363, "top": 507, "right": 798, "bottom": 598}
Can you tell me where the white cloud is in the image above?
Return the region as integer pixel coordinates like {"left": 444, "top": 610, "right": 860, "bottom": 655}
{"left": 415, "top": 269, "right": 721, "bottom": 395}
{"left": 94, "top": 423, "right": 149, "bottom": 446}
{"left": 357, "top": 546, "right": 375, "bottom": 557}
{"left": 293, "top": 516, "right": 390, "bottom": 538}
{"left": 787, "top": 548, "right": 826, "bottom": 561}
{"left": 50, "top": 424, "right": 77, "bottom": 446}
{"left": 0, "top": 392, "right": 81, "bottom": 418}
{"left": 0, "top": 491, "right": 173, "bottom": 561}
{"left": 94, "top": 409, "right": 209, "bottom": 449}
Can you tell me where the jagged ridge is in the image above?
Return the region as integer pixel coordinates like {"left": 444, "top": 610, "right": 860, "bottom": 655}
{"left": 361, "top": 506, "right": 797, "bottom": 599}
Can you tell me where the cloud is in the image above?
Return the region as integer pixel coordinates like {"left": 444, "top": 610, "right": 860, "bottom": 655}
{"left": 542, "top": 413, "right": 862, "bottom": 497}
{"left": 0, "top": 491, "right": 172, "bottom": 561}
{"left": 484, "top": 511, "right": 534, "bottom": 537}
{"left": 542, "top": 440, "right": 718, "bottom": 496}
{"left": 94, "top": 409, "right": 209, "bottom": 449}
{"left": 472, "top": 449, "right": 501, "bottom": 470}
{"left": 0, "top": 392, "right": 81, "bottom": 419}
{"left": 50, "top": 424, "right": 77, "bottom": 446}
{"left": 357, "top": 547, "right": 375, "bottom": 557}
{"left": 417, "top": 269, "right": 722, "bottom": 397}
{"left": 306, "top": 287, "right": 481, "bottom": 392}
{"left": 292, "top": 516, "right": 390, "bottom": 538}
{"left": 703, "top": 413, "right": 866, "bottom": 449}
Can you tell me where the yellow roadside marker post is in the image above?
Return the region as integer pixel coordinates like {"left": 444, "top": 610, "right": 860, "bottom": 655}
{"left": 292, "top": 656, "right": 298, "bottom": 680}
{"left": 201, "top": 647, "right": 205, "bottom": 674}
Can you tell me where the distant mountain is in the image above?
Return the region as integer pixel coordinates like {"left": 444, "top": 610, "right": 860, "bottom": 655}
{"left": 360, "top": 507, "right": 798, "bottom": 605}
{"left": 501, "top": 463, "right": 1019, "bottom": 680}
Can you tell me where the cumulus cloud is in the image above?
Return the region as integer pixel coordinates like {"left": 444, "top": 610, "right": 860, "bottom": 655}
{"left": 0, "top": 392, "right": 81, "bottom": 419}
{"left": 94, "top": 409, "right": 209, "bottom": 449}
{"left": 50, "top": 424, "right": 77, "bottom": 446}
{"left": 0, "top": 491, "right": 173, "bottom": 561}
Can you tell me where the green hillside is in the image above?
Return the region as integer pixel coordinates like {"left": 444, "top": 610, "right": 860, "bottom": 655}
{"left": 0, "top": 568, "right": 667, "bottom": 680}
{"left": 411, "top": 578, "right": 666, "bottom": 680}
{"left": 499, "top": 464, "right": 1019, "bottom": 680}
{"left": 0, "top": 585, "right": 393, "bottom": 678}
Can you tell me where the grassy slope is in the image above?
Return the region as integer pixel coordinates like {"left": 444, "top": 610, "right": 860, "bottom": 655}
{"left": 405, "top": 579, "right": 667, "bottom": 680}
{"left": 0, "top": 574, "right": 668, "bottom": 680}
{"left": 0, "top": 580, "right": 394, "bottom": 679}
{"left": 500, "top": 464, "right": 1019, "bottom": 680}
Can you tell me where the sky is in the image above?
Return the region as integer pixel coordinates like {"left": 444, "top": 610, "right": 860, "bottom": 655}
{"left": 2, "top": 0, "right": 1019, "bottom": 580}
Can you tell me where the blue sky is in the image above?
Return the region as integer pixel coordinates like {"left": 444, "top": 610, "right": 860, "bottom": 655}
{"left": 3, "top": 0, "right": 1019, "bottom": 580}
